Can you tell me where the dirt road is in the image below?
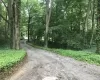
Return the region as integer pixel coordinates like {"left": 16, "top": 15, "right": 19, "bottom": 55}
{"left": 6, "top": 44, "right": 100, "bottom": 80}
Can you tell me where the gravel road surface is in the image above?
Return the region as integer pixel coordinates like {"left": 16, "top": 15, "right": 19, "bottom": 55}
{"left": 6, "top": 43, "right": 100, "bottom": 80}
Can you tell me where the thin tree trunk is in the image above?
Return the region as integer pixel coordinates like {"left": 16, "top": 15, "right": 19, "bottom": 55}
{"left": 96, "top": 0, "right": 100, "bottom": 53}
{"left": 0, "top": 4, "right": 2, "bottom": 22}
{"left": 45, "top": 0, "right": 52, "bottom": 48}
{"left": 5, "top": 12, "right": 8, "bottom": 42}
{"left": 83, "top": 0, "right": 91, "bottom": 47}
{"left": 27, "top": 14, "right": 32, "bottom": 42}
{"left": 89, "top": 0, "right": 95, "bottom": 47}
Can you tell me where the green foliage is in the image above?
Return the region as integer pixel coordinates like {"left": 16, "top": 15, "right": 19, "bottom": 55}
{"left": 0, "top": 0, "right": 97, "bottom": 50}
{"left": 0, "top": 50, "right": 26, "bottom": 71}
{"left": 52, "top": 49, "right": 100, "bottom": 65}
{"left": 27, "top": 0, "right": 96, "bottom": 50}
{"left": 31, "top": 44, "right": 100, "bottom": 65}
{"left": 95, "top": 29, "right": 100, "bottom": 41}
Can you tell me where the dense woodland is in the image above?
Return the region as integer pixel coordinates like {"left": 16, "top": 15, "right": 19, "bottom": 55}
{"left": 0, "top": 0, "right": 100, "bottom": 53}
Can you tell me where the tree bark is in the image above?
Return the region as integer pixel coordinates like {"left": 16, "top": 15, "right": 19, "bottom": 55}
{"left": 27, "top": 14, "right": 32, "bottom": 42}
{"left": 45, "top": 0, "right": 52, "bottom": 48}
{"left": 89, "top": 0, "right": 95, "bottom": 47}
{"left": 8, "top": 0, "right": 14, "bottom": 48}
{"left": 96, "top": 0, "right": 100, "bottom": 53}
{"left": 8, "top": 0, "right": 21, "bottom": 50}
{"left": 14, "top": 0, "right": 21, "bottom": 50}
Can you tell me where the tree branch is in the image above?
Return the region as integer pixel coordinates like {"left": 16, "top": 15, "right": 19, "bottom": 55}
{"left": 0, "top": 14, "right": 9, "bottom": 23}
{"left": 1, "top": 0, "right": 8, "bottom": 11}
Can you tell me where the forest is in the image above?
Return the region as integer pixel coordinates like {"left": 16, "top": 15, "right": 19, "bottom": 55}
{"left": 0, "top": 0, "right": 100, "bottom": 53}
{"left": 0, "top": 0, "right": 100, "bottom": 80}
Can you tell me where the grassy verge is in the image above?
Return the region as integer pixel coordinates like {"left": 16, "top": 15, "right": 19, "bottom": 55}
{"left": 0, "top": 50, "right": 26, "bottom": 71}
{"left": 51, "top": 49, "right": 100, "bottom": 65}
{"left": 31, "top": 44, "right": 100, "bottom": 65}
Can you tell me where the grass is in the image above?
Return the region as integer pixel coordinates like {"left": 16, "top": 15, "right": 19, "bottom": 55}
{"left": 31, "top": 44, "right": 100, "bottom": 65}
{"left": 48, "top": 48, "right": 100, "bottom": 65}
{"left": 29, "top": 43, "right": 100, "bottom": 65}
{"left": 0, "top": 50, "right": 26, "bottom": 71}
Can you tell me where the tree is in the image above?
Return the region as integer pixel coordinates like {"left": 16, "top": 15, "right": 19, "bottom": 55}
{"left": 96, "top": 0, "right": 100, "bottom": 53}
{"left": 8, "top": 0, "right": 21, "bottom": 49}
{"left": 89, "top": 0, "right": 95, "bottom": 47}
{"left": 45, "top": 0, "right": 52, "bottom": 48}
{"left": 0, "top": 0, "right": 99, "bottom": 51}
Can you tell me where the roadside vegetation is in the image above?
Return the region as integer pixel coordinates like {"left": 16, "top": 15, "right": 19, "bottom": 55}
{"left": 47, "top": 48, "right": 100, "bottom": 65}
{"left": 52, "top": 49, "right": 100, "bottom": 65}
{"left": 0, "top": 50, "right": 26, "bottom": 71}
{"left": 32, "top": 44, "right": 100, "bottom": 65}
{"left": 0, "top": 0, "right": 100, "bottom": 76}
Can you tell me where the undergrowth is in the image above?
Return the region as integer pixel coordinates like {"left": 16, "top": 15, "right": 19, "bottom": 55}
{"left": 0, "top": 50, "right": 26, "bottom": 71}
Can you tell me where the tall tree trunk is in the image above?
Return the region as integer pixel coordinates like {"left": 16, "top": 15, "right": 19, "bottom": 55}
{"left": 8, "top": 0, "right": 14, "bottom": 49}
{"left": 27, "top": 14, "right": 32, "bottom": 42}
{"left": 5, "top": 12, "right": 8, "bottom": 42}
{"left": 8, "top": 0, "right": 21, "bottom": 50}
{"left": 96, "top": 0, "right": 100, "bottom": 53}
{"left": 83, "top": 0, "right": 91, "bottom": 47}
{"left": 27, "top": 0, "right": 33, "bottom": 42}
{"left": 15, "top": 0, "right": 21, "bottom": 49}
{"left": 89, "top": 0, "right": 95, "bottom": 47}
{"left": 45, "top": 0, "right": 52, "bottom": 48}
{"left": 0, "top": 4, "right": 2, "bottom": 22}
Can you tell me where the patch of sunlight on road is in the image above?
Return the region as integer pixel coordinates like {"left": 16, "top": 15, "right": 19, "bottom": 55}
{"left": 42, "top": 77, "right": 58, "bottom": 80}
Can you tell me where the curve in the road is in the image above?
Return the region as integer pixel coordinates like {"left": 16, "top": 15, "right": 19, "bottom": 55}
{"left": 6, "top": 44, "right": 100, "bottom": 80}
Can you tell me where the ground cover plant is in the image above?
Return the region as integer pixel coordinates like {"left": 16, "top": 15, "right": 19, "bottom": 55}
{"left": 51, "top": 49, "right": 100, "bottom": 65}
{"left": 0, "top": 50, "right": 26, "bottom": 71}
